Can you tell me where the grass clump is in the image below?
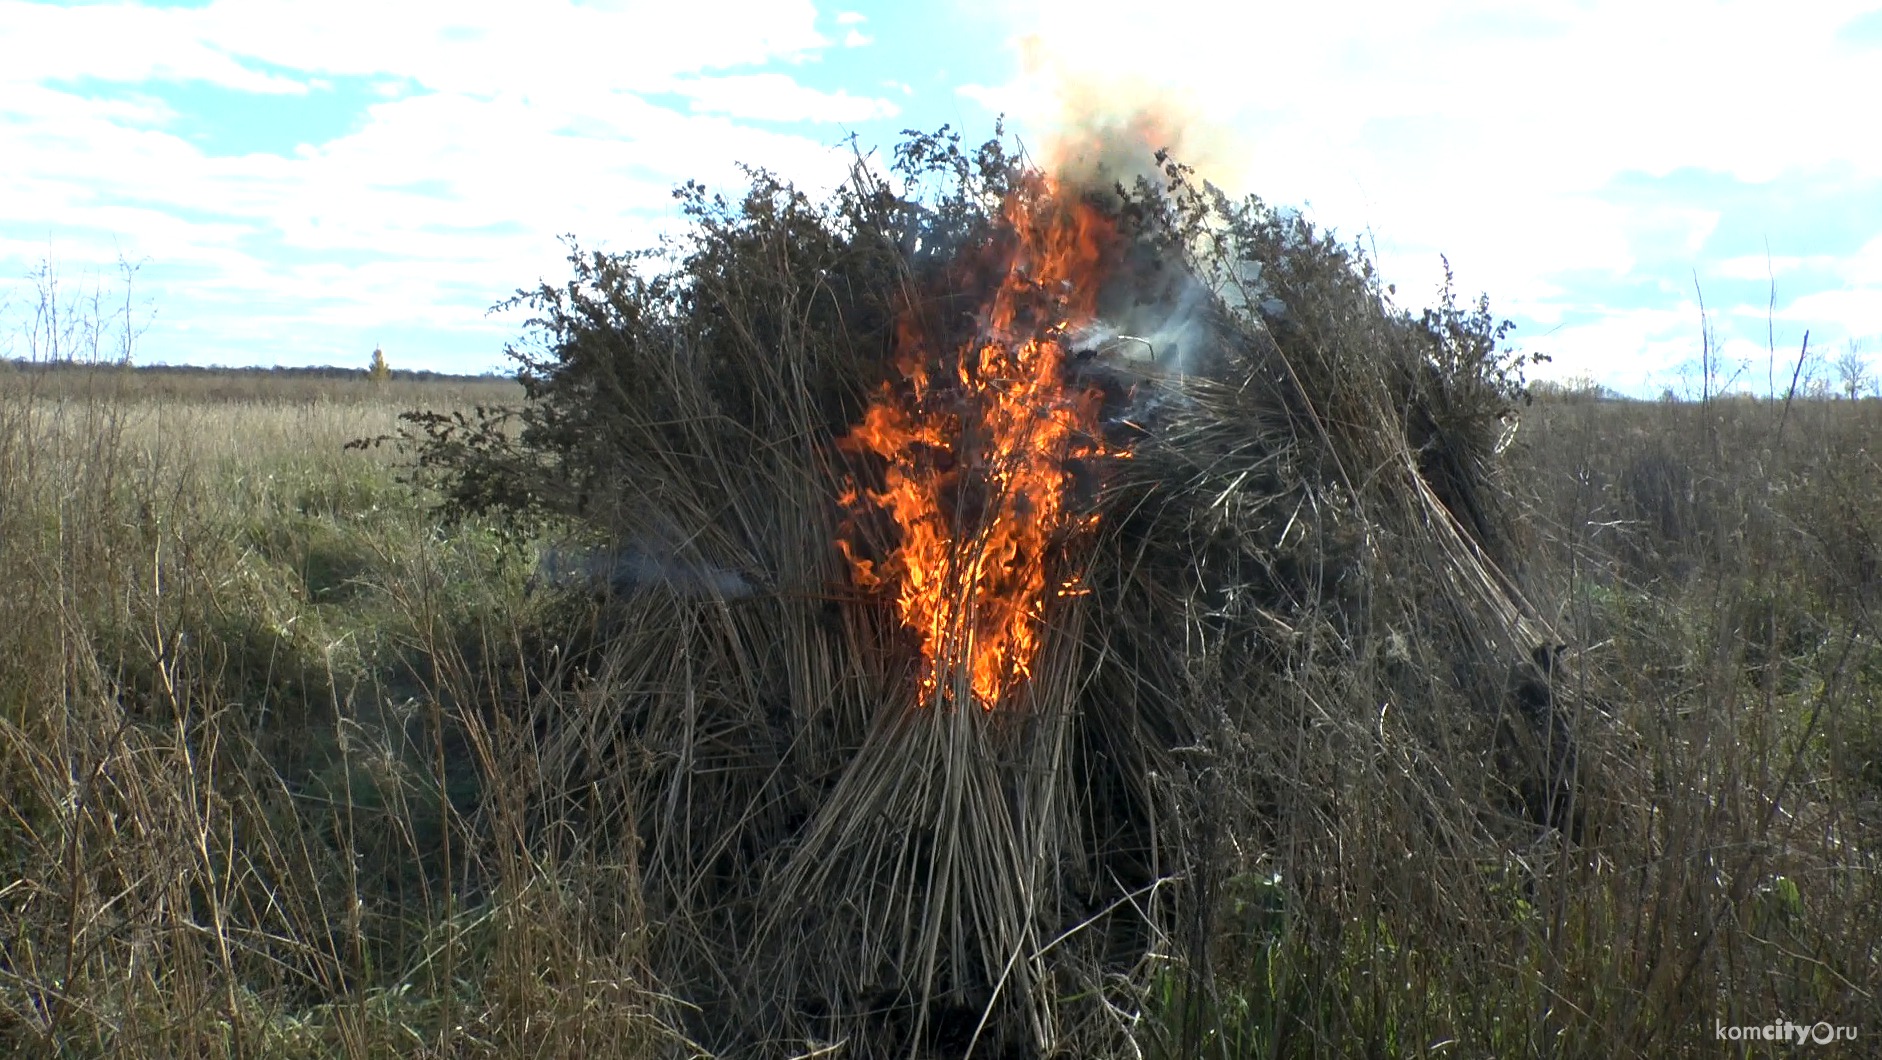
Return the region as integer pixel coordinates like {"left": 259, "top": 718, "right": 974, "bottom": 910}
{"left": 394, "top": 128, "right": 1674, "bottom": 1057}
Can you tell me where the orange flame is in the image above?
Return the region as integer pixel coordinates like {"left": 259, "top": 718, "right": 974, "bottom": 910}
{"left": 839, "top": 176, "right": 1124, "bottom": 711}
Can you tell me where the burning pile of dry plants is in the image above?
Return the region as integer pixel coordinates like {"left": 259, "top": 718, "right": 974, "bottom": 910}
{"left": 406, "top": 129, "right": 1592, "bottom": 1057}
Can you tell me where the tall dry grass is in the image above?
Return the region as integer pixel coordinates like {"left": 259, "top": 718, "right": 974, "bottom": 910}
{"left": 2, "top": 379, "right": 1876, "bottom": 1058}
{"left": 0, "top": 366, "right": 685, "bottom": 1058}
{"left": 1499, "top": 393, "right": 1878, "bottom": 1050}
{"left": 1104, "top": 394, "right": 1879, "bottom": 1060}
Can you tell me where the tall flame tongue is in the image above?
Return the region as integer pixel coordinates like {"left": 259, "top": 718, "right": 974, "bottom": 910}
{"left": 840, "top": 176, "right": 1123, "bottom": 711}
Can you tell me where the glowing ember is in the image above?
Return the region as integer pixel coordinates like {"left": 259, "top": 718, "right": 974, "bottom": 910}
{"left": 839, "top": 175, "right": 1124, "bottom": 711}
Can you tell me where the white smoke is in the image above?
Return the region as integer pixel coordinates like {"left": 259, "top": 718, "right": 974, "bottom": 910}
{"left": 535, "top": 542, "right": 755, "bottom": 599}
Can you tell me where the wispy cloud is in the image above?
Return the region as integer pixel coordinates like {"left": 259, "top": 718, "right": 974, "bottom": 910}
{"left": 674, "top": 73, "right": 896, "bottom": 122}
{"left": 0, "top": 0, "right": 896, "bottom": 370}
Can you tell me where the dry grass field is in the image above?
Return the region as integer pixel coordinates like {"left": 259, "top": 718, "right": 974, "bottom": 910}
{"left": 0, "top": 365, "right": 696, "bottom": 1057}
{"left": 3, "top": 361, "right": 1875, "bottom": 1058}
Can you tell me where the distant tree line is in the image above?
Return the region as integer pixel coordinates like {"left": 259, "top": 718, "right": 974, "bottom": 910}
{"left": 1, "top": 358, "right": 509, "bottom": 384}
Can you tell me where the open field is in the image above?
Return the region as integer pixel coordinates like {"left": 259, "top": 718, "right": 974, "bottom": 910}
{"left": 2, "top": 363, "right": 1878, "bottom": 1057}
{"left": 0, "top": 366, "right": 677, "bottom": 1056}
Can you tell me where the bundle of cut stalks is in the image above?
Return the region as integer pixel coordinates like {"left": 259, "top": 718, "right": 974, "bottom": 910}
{"left": 451, "top": 132, "right": 1587, "bottom": 1059}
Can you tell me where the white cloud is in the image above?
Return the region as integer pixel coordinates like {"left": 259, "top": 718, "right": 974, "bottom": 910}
{"left": 0, "top": 0, "right": 888, "bottom": 370}
{"left": 1534, "top": 304, "right": 1707, "bottom": 391}
{"left": 844, "top": 29, "right": 874, "bottom": 47}
{"left": 836, "top": 10, "right": 867, "bottom": 24}
{"left": 1777, "top": 288, "right": 1882, "bottom": 339}
{"left": 675, "top": 73, "right": 896, "bottom": 122}
{"left": 1713, "top": 254, "right": 1814, "bottom": 281}
{"left": 0, "top": 0, "right": 831, "bottom": 94}
{"left": 0, "top": 1, "right": 308, "bottom": 93}
{"left": 1842, "top": 231, "right": 1882, "bottom": 286}
{"left": 0, "top": 75, "right": 867, "bottom": 365}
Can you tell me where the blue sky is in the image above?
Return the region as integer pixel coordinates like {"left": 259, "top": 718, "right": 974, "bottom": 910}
{"left": 3, "top": 0, "right": 1879, "bottom": 395}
